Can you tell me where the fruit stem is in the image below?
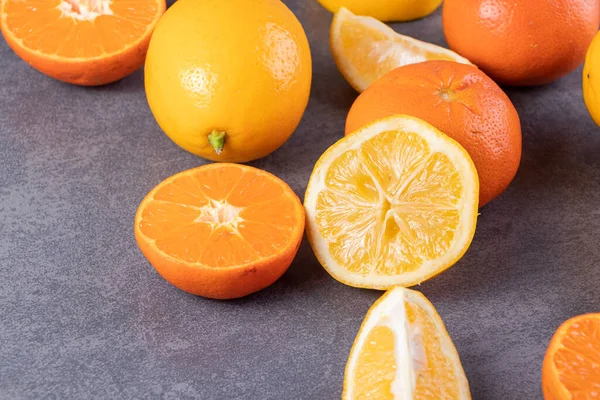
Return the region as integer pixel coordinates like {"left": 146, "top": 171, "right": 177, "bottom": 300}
{"left": 208, "top": 130, "right": 226, "bottom": 155}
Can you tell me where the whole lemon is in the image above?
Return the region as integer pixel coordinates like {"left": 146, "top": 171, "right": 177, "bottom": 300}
{"left": 145, "top": 0, "right": 312, "bottom": 162}
{"left": 316, "top": 0, "right": 442, "bottom": 22}
{"left": 584, "top": 31, "right": 600, "bottom": 127}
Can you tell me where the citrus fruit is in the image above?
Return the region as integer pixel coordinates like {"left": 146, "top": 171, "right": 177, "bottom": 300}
{"left": 542, "top": 313, "right": 600, "bottom": 399}
{"left": 343, "top": 286, "right": 471, "bottom": 399}
{"left": 134, "top": 163, "right": 305, "bottom": 300}
{"left": 304, "top": 114, "right": 479, "bottom": 289}
{"left": 346, "top": 60, "right": 521, "bottom": 207}
{"left": 144, "top": 0, "right": 312, "bottom": 163}
{"left": 584, "top": 31, "right": 600, "bottom": 127}
{"left": 331, "top": 7, "right": 471, "bottom": 92}
{"left": 443, "top": 0, "right": 600, "bottom": 86}
{"left": 317, "top": 0, "right": 442, "bottom": 22}
{"left": 0, "top": 0, "right": 166, "bottom": 86}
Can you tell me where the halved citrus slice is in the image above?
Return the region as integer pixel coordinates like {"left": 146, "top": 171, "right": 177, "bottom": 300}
{"left": 134, "top": 163, "right": 305, "bottom": 300}
{"left": 343, "top": 287, "right": 471, "bottom": 399}
{"left": 331, "top": 7, "right": 471, "bottom": 92}
{"left": 542, "top": 313, "right": 600, "bottom": 399}
{"left": 0, "top": 0, "right": 166, "bottom": 85}
{"left": 304, "top": 114, "right": 478, "bottom": 289}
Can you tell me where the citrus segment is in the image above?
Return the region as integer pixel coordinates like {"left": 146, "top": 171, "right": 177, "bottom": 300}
{"left": 343, "top": 287, "right": 471, "bottom": 399}
{"left": 134, "top": 163, "right": 305, "bottom": 299}
{"left": 304, "top": 115, "right": 478, "bottom": 289}
{"left": 0, "top": 0, "right": 166, "bottom": 85}
{"left": 330, "top": 7, "right": 471, "bottom": 92}
{"left": 542, "top": 313, "right": 600, "bottom": 399}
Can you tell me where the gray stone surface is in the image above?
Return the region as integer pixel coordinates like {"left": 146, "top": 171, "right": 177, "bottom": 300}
{"left": 1, "top": 1, "right": 599, "bottom": 399}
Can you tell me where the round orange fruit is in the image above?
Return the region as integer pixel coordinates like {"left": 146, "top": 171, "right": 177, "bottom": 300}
{"left": 134, "top": 163, "right": 305, "bottom": 300}
{"left": 443, "top": 0, "right": 600, "bottom": 86}
{"left": 0, "top": 0, "right": 166, "bottom": 86}
{"left": 144, "top": 0, "right": 312, "bottom": 163}
{"left": 346, "top": 60, "right": 521, "bottom": 207}
{"left": 542, "top": 313, "right": 600, "bottom": 399}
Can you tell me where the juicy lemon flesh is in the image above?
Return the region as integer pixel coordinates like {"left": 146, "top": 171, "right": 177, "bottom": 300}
{"left": 315, "top": 129, "right": 463, "bottom": 276}
{"left": 351, "top": 300, "right": 461, "bottom": 399}
{"left": 337, "top": 11, "right": 459, "bottom": 89}
{"left": 407, "top": 301, "right": 462, "bottom": 399}
{"left": 354, "top": 326, "right": 399, "bottom": 399}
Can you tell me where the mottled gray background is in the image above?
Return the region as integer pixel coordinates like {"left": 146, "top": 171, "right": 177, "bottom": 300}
{"left": 1, "top": 1, "right": 599, "bottom": 399}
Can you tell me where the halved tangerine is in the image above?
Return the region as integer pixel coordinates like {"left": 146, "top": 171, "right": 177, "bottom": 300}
{"left": 0, "top": 0, "right": 166, "bottom": 85}
{"left": 134, "top": 163, "right": 305, "bottom": 299}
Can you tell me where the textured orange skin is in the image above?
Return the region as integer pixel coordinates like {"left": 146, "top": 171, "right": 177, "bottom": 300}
{"left": 345, "top": 61, "right": 521, "bottom": 207}
{"left": 443, "top": 0, "right": 600, "bottom": 86}
{"left": 541, "top": 313, "right": 600, "bottom": 400}
{"left": 0, "top": 0, "right": 166, "bottom": 86}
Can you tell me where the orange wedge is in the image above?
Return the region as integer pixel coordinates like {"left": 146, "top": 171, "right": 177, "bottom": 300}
{"left": 134, "top": 163, "right": 305, "bottom": 300}
{"left": 330, "top": 7, "right": 471, "bottom": 92}
{"left": 304, "top": 115, "right": 479, "bottom": 289}
{"left": 343, "top": 287, "right": 471, "bottom": 399}
{"left": 0, "top": 0, "right": 166, "bottom": 85}
{"left": 542, "top": 313, "right": 600, "bottom": 399}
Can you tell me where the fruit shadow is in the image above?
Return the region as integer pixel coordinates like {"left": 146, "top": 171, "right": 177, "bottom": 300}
{"left": 85, "top": 68, "right": 145, "bottom": 94}
{"left": 206, "top": 237, "right": 338, "bottom": 307}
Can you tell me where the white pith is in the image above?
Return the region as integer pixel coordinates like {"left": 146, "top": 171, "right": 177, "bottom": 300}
{"left": 57, "top": 0, "right": 113, "bottom": 21}
{"left": 343, "top": 287, "right": 472, "bottom": 399}
{"left": 195, "top": 199, "right": 245, "bottom": 229}
{"left": 304, "top": 116, "right": 478, "bottom": 288}
{"left": 331, "top": 7, "right": 472, "bottom": 92}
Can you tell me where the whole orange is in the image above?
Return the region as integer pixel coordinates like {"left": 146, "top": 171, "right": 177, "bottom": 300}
{"left": 345, "top": 60, "right": 521, "bottom": 207}
{"left": 145, "top": 0, "right": 312, "bottom": 162}
{"left": 443, "top": 0, "right": 600, "bottom": 86}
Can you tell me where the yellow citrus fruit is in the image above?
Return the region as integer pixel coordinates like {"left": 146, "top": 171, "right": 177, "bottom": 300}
{"left": 144, "top": 0, "right": 312, "bottom": 163}
{"left": 331, "top": 7, "right": 471, "bottom": 92}
{"left": 317, "top": 0, "right": 442, "bottom": 22}
{"left": 304, "top": 115, "right": 479, "bottom": 289}
{"left": 343, "top": 287, "right": 471, "bottom": 399}
{"left": 584, "top": 31, "right": 600, "bottom": 127}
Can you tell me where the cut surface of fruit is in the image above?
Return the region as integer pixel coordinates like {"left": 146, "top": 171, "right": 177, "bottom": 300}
{"left": 343, "top": 287, "right": 471, "bottom": 400}
{"left": 304, "top": 115, "right": 479, "bottom": 289}
{"left": 134, "top": 163, "right": 305, "bottom": 299}
{"left": 0, "top": 0, "right": 166, "bottom": 85}
{"left": 346, "top": 60, "right": 522, "bottom": 207}
{"left": 542, "top": 313, "right": 600, "bottom": 400}
{"left": 330, "top": 7, "right": 471, "bottom": 92}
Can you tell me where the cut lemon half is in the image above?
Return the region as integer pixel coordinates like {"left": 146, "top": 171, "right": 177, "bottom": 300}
{"left": 331, "top": 7, "right": 471, "bottom": 92}
{"left": 343, "top": 287, "right": 471, "bottom": 399}
{"left": 304, "top": 115, "right": 479, "bottom": 289}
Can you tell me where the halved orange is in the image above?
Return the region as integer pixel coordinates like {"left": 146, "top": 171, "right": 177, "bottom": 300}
{"left": 542, "top": 313, "right": 600, "bottom": 399}
{"left": 331, "top": 7, "right": 471, "bottom": 92}
{"left": 0, "top": 0, "right": 166, "bottom": 85}
{"left": 343, "top": 286, "right": 471, "bottom": 399}
{"left": 134, "top": 163, "right": 305, "bottom": 300}
{"left": 304, "top": 114, "right": 479, "bottom": 289}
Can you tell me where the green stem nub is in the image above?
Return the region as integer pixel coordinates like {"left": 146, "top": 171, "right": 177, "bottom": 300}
{"left": 208, "top": 130, "right": 226, "bottom": 155}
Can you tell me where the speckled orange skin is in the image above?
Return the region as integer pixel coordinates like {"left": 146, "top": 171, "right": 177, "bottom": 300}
{"left": 346, "top": 61, "right": 522, "bottom": 207}
{"left": 443, "top": 0, "right": 600, "bottom": 86}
